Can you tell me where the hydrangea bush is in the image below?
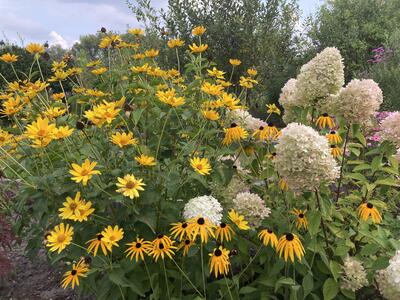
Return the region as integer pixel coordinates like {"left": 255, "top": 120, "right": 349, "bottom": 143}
{"left": 0, "top": 26, "right": 399, "bottom": 299}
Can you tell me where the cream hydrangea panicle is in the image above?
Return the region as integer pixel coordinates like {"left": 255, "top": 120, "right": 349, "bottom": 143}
{"left": 279, "top": 79, "right": 300, "bottom": 124}
{"left": 331, "top": 79, "right": 383, "bottom": 126}
{"left": 274, "top": 123, "right": 339, "bottom": 191}
{"left": 183, "top": 195, "right": 223, "bottom": 225}
{"left": 341, "top": 256, "right": 368, "bottom": 292}
{"left": 233, "top": 192, "right": 271, "bottom": 228}
{"left": 295, "top": 47, "right": 344, "bottom": 107}
{"left": 376, "top": 250, "right": 400, "bottom": 300}
{"left": 227, "top": 109, "right": 266, "bottom": 131}
{"left": 380, "top": 111, "right": 400, "bottom": 147}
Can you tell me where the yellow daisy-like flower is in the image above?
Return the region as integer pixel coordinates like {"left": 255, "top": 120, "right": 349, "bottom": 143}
{"left": 46, "top": 223, "right": 74, "bottom": 254}
{"left": 44, "top": 107, "right": 67, "bottom": 119}
{"left": 326, "top": 130, "right": 342, "bottom": 144}
{"left": 330, "top": 145, "right": 343, "bottom": 158}
{"left": 228, "top": 209, "right": 250, "bottom": 230}
{"left": 0, "top": 53, "right": 18, "bottom": 63}
{"left": 315, "top": 113, "right": 335, "bottom": 129}
{"left": 86, "top": 233, "right": 109, "bottom": 256}
{"left": 229, "top": 59, "right": 241, "bottom": 66}
{"left": 135, "top": 154, "right": 157, "bottom": 166}
{"left": 99, "top": 35, "right": 122, "bottom": 48}
{"left": 156, "top": 89, "right": 185, "bottom": 107}
{"left": 128, "top": 28, "right": 145, "bottom": 35}
{"left": 91, "top": 67, "right": 108, "bottom": 75}
{"left": 207, "top": 67, "right": 225, "bottom": 79}
{"left": 188, "top": 217, "right": 216, "bottom": 244}
{"left": 111, "top": 132, "right": 137, "bottom": 148}
{"left": 252, "top": 123, "right": 280, "bottom": 141}
{"left": 292, "top": 209, "right": 308, "bottom": 230}
{"left": 61, "top": 259, "right": 89, "bottom": 289}
{"left": 144, "top": 49, "right": 159, "bottom": 58}
{"left": 266, "top": 104, "right": 281, "bottom": 115}
{"left": 167, "top": 38, "right": 184, "bottom": 48}
{"left": 125, "top": 238, "right": 151, "bottom": 262}
{"left": 209, "top": 246, "right": 230, "bottom": 278}
{"left": 358, "top": 202, "right": 382, "bottom": 223}
{"left": 190, "top": 157, "right": 212, "bottom": 175}
{"left": 258, "top": 229, "right": 278, "bottom": 248}
{"left": 26, "top": 43, "right": 45, "bottom": 54}
{"left": 53, "top": 126, "right": 74, "bottom": 139}
{"left": 116, "top": 174, "right": 145, "bottom": 199}
{"left": 201, "top": 82, "right": 224, "bottom": 96}
{"left": 178, "top": 238, "right": 195, "bottom": 256}
{"left": 247, "top": 68, "right": 258, "bottom": 76}
{"left": 58, "top": 192, "right": 84, "bottom": 220}
{"left": 277, "top": 233, "right": 305, "bottom": 263}
{"left": 148, "top": 235, "right": 176, "bottom": 261}
{"left": 25, "top": 117, "right": 56, "bottom": 148}
{"left": 170, "top": 221, "right": 191, "bottom": 241}
{"left": 0, "top": 129, "right": 13, "bottom": 147}
{"left": 202, "top": 109, "right": 220, "bottom": 121}
{"left": 220, "top": 92, "right": 241, "bottom": 110}
{"left": 189, "top": 43, "right": 208, "bottom": 53}
{"left": 101, "top": 225, "right": 124, "bottom": 251}
{"left": 86, "top": 59, "right": 102, "bottom": 67}
{"left": 69, "top": 159, "right": 101, "bottom": 186}
{"left": 239, "top": 76, "right": 258, "bottom": 89}
{"left": 52, "top": 92, "right": 65, "bottom": 101}
{"left": 222, "top": 123, "right": 248, "bottom": 145}
{"left": 214, "top": 222, "right": 234, "bottom": 243}
{"left": 192, "top": 26, "right": 206, "bottom": 36}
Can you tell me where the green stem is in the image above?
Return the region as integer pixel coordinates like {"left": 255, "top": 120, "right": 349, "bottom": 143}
{"left": 201, "top": 245, "right": 207, "bottom": 300}
{"left": 171, "top": 258, "right": 204, "bottom": 297}
{"left": 162, "top": 259, "right": 171, "bottom": 300}
{"left": 156, "top": 110, "right": 171, "bottom": 159}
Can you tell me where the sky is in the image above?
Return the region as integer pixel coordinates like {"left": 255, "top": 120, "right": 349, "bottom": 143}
{"left": 0, "top": 0, "right": 322, "bottom": 48}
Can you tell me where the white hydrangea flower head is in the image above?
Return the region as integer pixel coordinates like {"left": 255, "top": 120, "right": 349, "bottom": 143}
{"left": 183, "top": 195, "right": 223, "bottom": 225}
{"left": 376, "top": 250, "right": 400, "bottom": 300}
{"left": 279, "top": 78, "right": 301, "bottom": 124}
{"left": 341, "top": 256, "right": 368, "bottom": 292}
{"left": 233, "top": 192, "right": 271, "bottom": 228}
{"left": 296, "top": 47, "right": 344, "bottom": 107}
{"left": 380, "top": 112, "right": 400, "bottom": 147}
{"left": 274, "top": 123, "right": 340, "bottom": 191}
{"left": 395, "top": 148, "right": 400, "bottom": 162}
{"left": 332, "top": 79, "right": 383, "bottom": 126}
{"left": 227, "top": 109, "right": 266, "bottom": 131}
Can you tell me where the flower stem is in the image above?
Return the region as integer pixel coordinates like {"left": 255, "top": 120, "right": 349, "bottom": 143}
{"left": 162, "top": 259, "right": 171, "bottom": 300}
{"left": 171, "top": 258, "right": 204, "bottom": 298}
{"left": 156, "top": 110, "right": 171, "bottom": 159}
{"left": 314, "top": 189, "right": 329, "bottom": 251}
{"left": 335, "top": 126, "right": 350, "bottom": 202}
{"left": 200, "top": 245, "right": 207, "bottom": 300}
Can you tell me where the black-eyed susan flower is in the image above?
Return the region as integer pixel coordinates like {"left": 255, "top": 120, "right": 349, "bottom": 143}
{"left": 69, "top": 159, "right": 101, "bottom": 186}
{"left": 46, "top": 223, "right": 74, "bottom": 254}
{"left": 316, "top": 113, "right": 335, "bottom": 129}
{"left": 189, "top": 43, "right": 208, "bottom": 53}
{"left": 201, "top": 109, "right": 220, "bottom": 121}
{"left": 228, "top": 209, "right": 250, "bottom": 230}
{"left": 135, "top": 154, "right": 156, "bottom": 166}
{"left": 276, "top": 233, "right": 305, "bottom": 263}
{"left": 229, "top": 59, "right": 241, "bottom": 66}
{"left": 116, "top": 174, "right": 145, "bottom": 199}
{"left": 125, "top": 238, "right": 151, "bottom": 262}
{"left": 178, "top": 238, "right": 195, "bottom": 256}
{"left": 86, "top": 233, "right": 108, "bottom": 256}
{"left": 192, "top": 26, "right": 206, "bottom": 36}
{"left": 326, "top": 130, "right": 342, "bottom": 144}
{"left": 214, "top": 222, "right": 234, "bottom": 243}
{"left": 188, "top": 217, "right": 215, "bottom": 243}
{"left": 267, "top": 152, "right": 277, "bottom": 160}
{"left": 292, "top": 209, "right": 308, "bottom": 230}
{"left": 101, "top": 225, "right": 124, "bottom": 251}
{"left": 0, "top": 53, "right": 18, "bottom": 63}
{"left": 190, "top": 157, "right": 212, "bottom": 175}
{"left": 167, "top": 38, "right": 185, "bottom": 48}
{"left": 266, "top": 104, "right": 281, "bottom": 115}
{"left": 61, "top": 259, "right": 89, "bottom": 289}
{"left": 253, "top": 123, "right": 279, "bottom": 141}
{"left": 358, "top": 202, "right": 382, "bottom": 223}
{"left": 222, "top": 123, "right": 248, "bottom": 145}
{"left": 330, "top": 144, "right": 342, "bottom": 158}
{"left": 111, "top": 132, "right": 137, "bottom": 148}
{"left": 152, "top": 234, "right": 174, "bottom": 248}
{"left": 170, "top": 222, "right": 191, "bottom": 241}
{"left": 148, "top": 236, "right": 176, "bottom": 261}
{"left": 258, "top": 229, "right": 278, "bottom": 248}
{"left": 209, "top": 246, "right": 230, "bottom": 277}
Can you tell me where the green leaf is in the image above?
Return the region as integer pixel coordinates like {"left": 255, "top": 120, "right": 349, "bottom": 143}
{"left": 371, "top": 155, "right": 382, "bottom": 172}
{"left": 374, "top": 178, "right": 399, "bottom": 187}
{"left": 302, "top": 273, "right": 313, "bottom": 297}
{"left": 323, "top": 278, "right": 339, "bottom": 300}
{"left": 308, "top": 211, "right": 321, "bottom": 236}
{"left": 109, "top": 270, "right": 145, "bottom": 296}
{"left": 329, "top": 260, "right": 341, "bottom": 281}
{"left": 239, "top": 286, "right": 258, "bottom": 294}
{"left": 346, "top": 173, "right": 368, "bottom": 183}
{"left": 275, "top": 277, "right": 296, "bottom": 293}
{"left": 354, "top": 132, "right": 366, "bottom": 147}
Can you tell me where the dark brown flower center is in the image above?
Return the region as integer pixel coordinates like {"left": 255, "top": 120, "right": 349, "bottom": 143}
{"left": 367, "top": 203, "right": 373, "bottom": 209}
{"left": 267, "top": 229, "right": 273, "bottom": 234}
{"left": 330, "top": 145, "right": 336, "bottom": 149}
{"left": 285, "top": 233, "right": 294, "bottom": 241}
{"left": 184, "top": 239, "right": 191, "bottom": 245}
{"left": 71, "top": 270, "right": 77, "bottom": 275}
{"left": 230, "top": 123, "right": 237, "bottom": 128}
{"left": 268, "top": 122, "right": 274, "bottom": 127}
{"left": 135, "top": 243, "right": 142, "bottom": 248}
{"left": 298, "top": 213, "right": 304, "bottom": 218}
{"left": 182, "top": 222, "right": 188, "bottom": 228}
{"left": 220, "top": 223, "right": 227, "bottom": 228}
{"left": 259, "top": 126, "right": 264, "bottom": 130}
{"left": 272, "top": 152, "right": 276, "bottom": 156}
{"left": 330, "top": 130, "right": 336, "bottom": 134}
{"left": 214, "top": 249, "right": 222, "bottom": 256}
{"left": 159, "top": 243, "right": 164, "bottom": 249}
{"left": 197, "top": 218, "right": 205, "bottom": 225}
{"left": 322, "top": 113, "right": 328, "bottom": 117}
{"left": 97, "top": 234, "right": 103, "bottom": 241}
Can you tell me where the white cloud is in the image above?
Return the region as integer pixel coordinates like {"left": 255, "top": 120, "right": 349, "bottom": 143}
{"left": 49, "top": 30, "right": 69, "bottom": 48}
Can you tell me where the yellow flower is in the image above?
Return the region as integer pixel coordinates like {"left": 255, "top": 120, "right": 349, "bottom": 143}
{"left": 53, "top": 126, "right": 74, "bottom": 139}
{"left": 99, "top": 35, "right": 122, "bottom": 48}
{"left": 167, "top": 38, "right": 185, "bottom": 48}
{"left": 111, "top": 132, "right": 137, "bottom": 148}
{"left": 128, "top": 28, "right": 145, "bottom": 35}
{"left": 101, "top": 225, "right": 124, "bottom": 251}
{"left": 215, "top": 222, "right": 234, "bottom": 243}
{"left": 52, "top": 92, "right": 65, "bottom": 101}
{"left": 279, "top": 178, "right": 289, "bottom": 191}
{"left": 25, "top": 117, "right": 56, "bottom": 148}
{"left": 91, "top": 67, "right": 108, "bottom": 75}
{"left": 0, "top": 53, "right": 18, "bottom": 63}
{"left": 189, "top": 43, "right": 208, "bottom": 53}
{"left": 258, "top": 229, "right": 278, "bottom": 248}
{"left": 229, "top": 59, "right": 241, "bottom": 66}
{"left": 86, "top": 59, "right": 102, "bottom": 67}
{"left": 44, "top": 107, "right": 66, "bottom": 119}
{"left": 84, "top": 100, "right": 121, "bottom": 127}
{"left": 207, "top": 67, "right": 225, "bottom": 79}
{"left": 48, "top": 70, "right": 68, "bottom": 82}
{"left": 358, "top": 202, "right": 382, "bottom": 223}
{"left": 51, "top": 60, "right": 67, "bottom": 72}
{"left": 156, "top": 89, "right": 185, "bottom": 107}
{"left": 69, "top": 159, "right": 101, "bottom": 186}
{"left": 201, "top": 82, "right": 224, "bottom": 96}
{"left": 266, "top": 104, "right": 281, "bottom": 115}
{"left": 178, "top": 239, "right": 195, "bottom": 256}
{"left": 135, "top": 154, "right": 157, "bottom": 166}
{"left": 116, "top": 174, "right": 145, "bottom": 199}
{"left": 144, "top": 49, "right": 159, "bottom": 58}
{"left": 125, "top": 238, "right": 151, "bottom": 262}
{"left": 209, "top": 246, "right": 230, "bottom": 278}
{"left": 46, "top": 223, "right": 74, "bottom": 254}
{"left": 190, "top": 156, "right": 212, "bottom": 175}
{"left": 86, "top": 233, "right": 109, "bottom": 256}
{"left": 26, "top": 43, "right": 45, "bottom": 54}
{"left": 326, "top": 130, "right": 342, "bottom": 144}
{"left": 202, "top": 109, "right": 220, "bottom": 121}
{"left": 239, "top": 76, "right": 258, "bottom": 89}
{"left": 170, "top": 221, "right": 191, "bottom": 241}
{"left": 148, "top": 235, "right": 176, "bottom": 261}
{"left": 247, "top": 68, "right": 257, "bottom": 76}
{"left": 222, "top": 123, "right": 248, "bottom": 145}
{"left": 61, "top": 259, "right": 89, "bottom": 290}
{"left": 58, "top": 192, "right": 94, "bottom": 222}
{"left": 187, "top": 217, "right": 215, "bottom": 244}
{"left": 220, "top": 93, "right": 241, "bottom": 110}
{"left": 292, "top": 209, "right": 308, "bottom": 230}
{"left": 0, "top": 129, "right": 13, "bottom": 147}
{"left": 276, "top": 233, "right": 305, "bottom": 263}
{"left": 330, "top": 145, "right": 342, "bottom": 158}
{"left": 228, "top": 209, "right": 250, "bottom": 230}
{"left": 315, "top": 113, "right": 335, "bottom": 129}
{"left": 192, "top": 26, "right": 206, "bottom": 36}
